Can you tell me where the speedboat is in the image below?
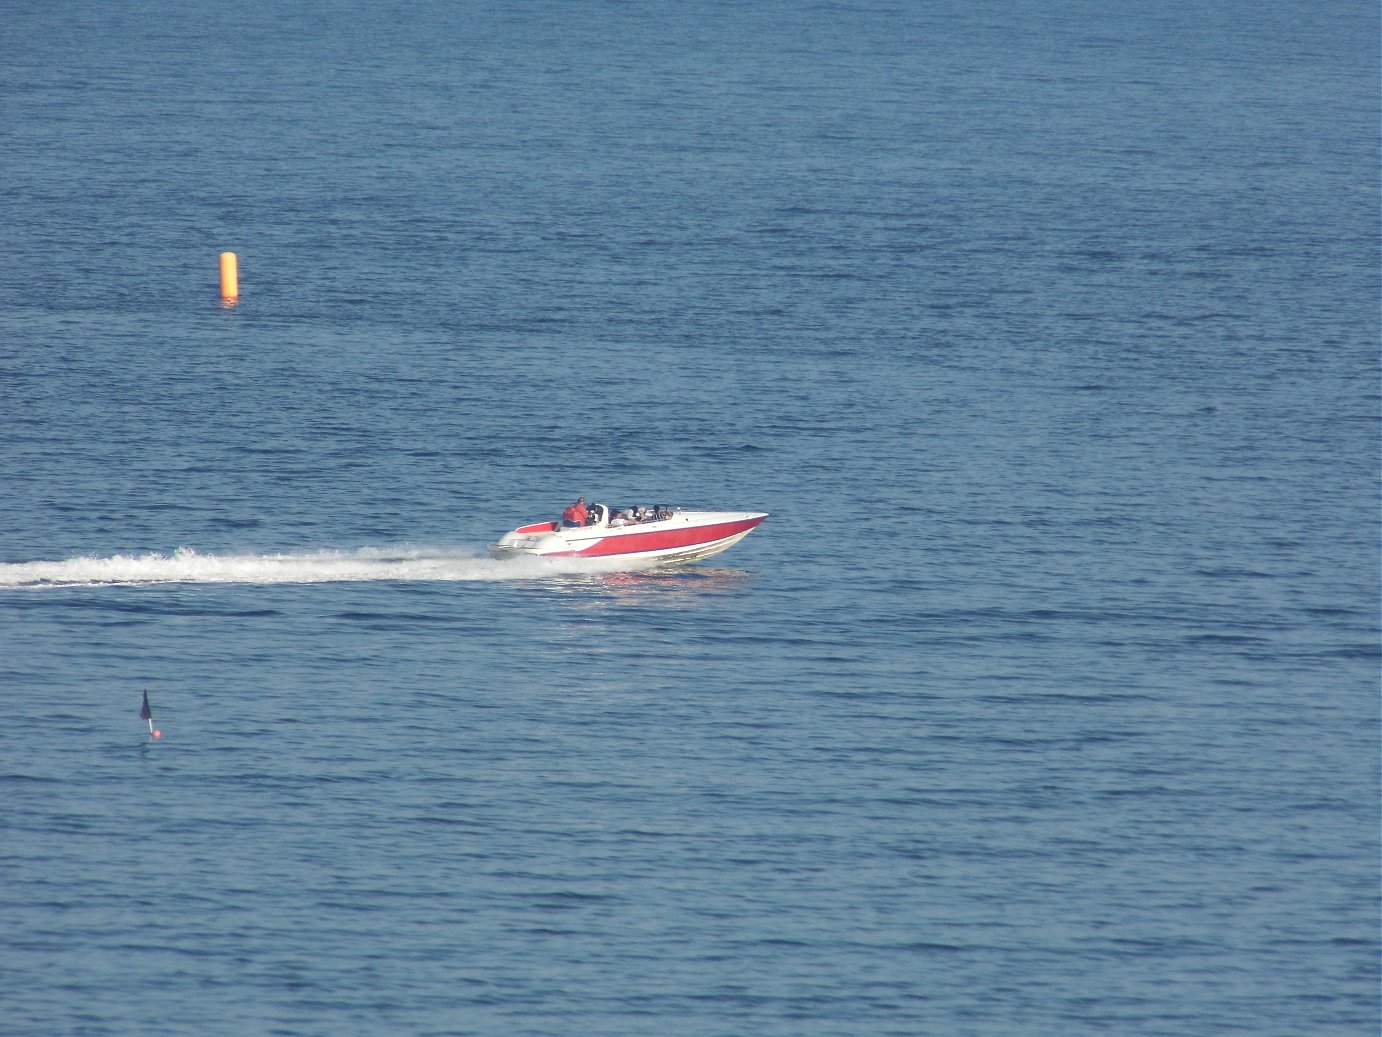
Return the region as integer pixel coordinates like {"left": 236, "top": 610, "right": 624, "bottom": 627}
{"left": 490, "top": 504, "right": 768, "bottom": 566}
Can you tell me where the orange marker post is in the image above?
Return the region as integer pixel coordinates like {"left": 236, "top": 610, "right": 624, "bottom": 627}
{"left": 219, "top": 251, "right": 239, "bottom": 305}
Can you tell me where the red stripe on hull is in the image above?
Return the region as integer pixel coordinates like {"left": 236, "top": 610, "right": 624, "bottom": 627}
{"left": 575, "top": 516, "right": 765, "bottom": 557}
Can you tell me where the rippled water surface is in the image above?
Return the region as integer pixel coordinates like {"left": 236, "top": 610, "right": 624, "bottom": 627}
{"left": 2, "top": 2, "right": 1378, "bottom": 1034}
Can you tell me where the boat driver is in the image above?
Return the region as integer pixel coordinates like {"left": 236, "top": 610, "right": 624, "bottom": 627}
{"left": 561, "top": 497, "right": 588, "bottom": 528}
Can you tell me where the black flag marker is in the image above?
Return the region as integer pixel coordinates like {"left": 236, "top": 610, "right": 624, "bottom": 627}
{"left": 140, "top": 691, "right": 155, "bottom": 736}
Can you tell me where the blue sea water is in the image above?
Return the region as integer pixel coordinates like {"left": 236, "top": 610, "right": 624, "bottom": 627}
{"left": 2, "top": 1, "right": 1378, "bottom": 1034}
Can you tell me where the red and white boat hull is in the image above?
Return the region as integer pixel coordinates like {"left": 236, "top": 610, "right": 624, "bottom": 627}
{"left": 490, "top": 509, "right": 767, "bottom": 566}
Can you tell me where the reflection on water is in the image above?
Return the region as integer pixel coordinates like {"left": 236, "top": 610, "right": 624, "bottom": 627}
{"left": 542, "top": 566, "right": 755, "bottom": 608}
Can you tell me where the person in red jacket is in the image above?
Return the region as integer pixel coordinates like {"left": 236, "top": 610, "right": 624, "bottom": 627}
{"left": 561, "top": 497, "right": 588, "bottom": 527}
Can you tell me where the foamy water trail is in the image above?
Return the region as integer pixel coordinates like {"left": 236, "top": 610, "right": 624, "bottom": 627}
{"left": 0, "top": 546, "right": 637, "bottom": 589}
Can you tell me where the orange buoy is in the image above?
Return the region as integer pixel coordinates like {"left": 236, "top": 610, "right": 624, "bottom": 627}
{"left": 219, "top": 251, "right": 239, "bottom": 305}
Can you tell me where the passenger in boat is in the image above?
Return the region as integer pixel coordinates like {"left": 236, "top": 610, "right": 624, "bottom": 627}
{"left": 561, "top": 497, "right": 588, "bottom": 528}
{"left": 609, "top": 510, "right": 630, "bottom": 527}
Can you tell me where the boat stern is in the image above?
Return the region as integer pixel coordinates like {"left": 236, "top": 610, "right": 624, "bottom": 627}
{"left": 489, "top": 521, "right": 566, "bottom": 558}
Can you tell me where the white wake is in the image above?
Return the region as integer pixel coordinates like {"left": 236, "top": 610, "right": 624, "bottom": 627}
{"left": 0, "top": 545, "right": 638, "bottom": 589}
